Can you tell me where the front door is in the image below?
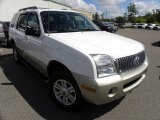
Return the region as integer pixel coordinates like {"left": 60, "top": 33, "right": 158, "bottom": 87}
{"left": 24, "top": 12, "right": 45, "bottom": 73}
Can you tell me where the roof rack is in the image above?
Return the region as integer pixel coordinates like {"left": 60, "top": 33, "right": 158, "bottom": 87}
{"left": 19, "top": 6, "right": 38, "bottom": 11}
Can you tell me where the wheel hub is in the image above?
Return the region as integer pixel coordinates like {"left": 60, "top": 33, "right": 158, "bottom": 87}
{"left": 53, "top": 79, "right": 76, "bottom": 105}
{"left": 61, "top": 88, "right": 69, "bottom": 96}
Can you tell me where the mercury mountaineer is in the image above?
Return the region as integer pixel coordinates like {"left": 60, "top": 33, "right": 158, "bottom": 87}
{"left": 9, "top": 6, "right": 148, "bottom": 110}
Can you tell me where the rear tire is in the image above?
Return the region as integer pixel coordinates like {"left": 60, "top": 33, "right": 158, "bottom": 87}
{"left": 49, "top": 70, "right": 84, "bottom": 111}
{"left": 4, "top": 39, "right": 10, "bottom": 47}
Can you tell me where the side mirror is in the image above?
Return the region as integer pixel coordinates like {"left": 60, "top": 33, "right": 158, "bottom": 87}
{"left": 25, "top": 26, "right": 40, "bottom": 37}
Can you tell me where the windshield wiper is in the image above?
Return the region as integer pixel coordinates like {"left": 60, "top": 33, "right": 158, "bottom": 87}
{"left": 48, "top": 29, "right": 79, "bottom": 33}
{"left": 47, "top": 28, "right": 98, "bottom": 33}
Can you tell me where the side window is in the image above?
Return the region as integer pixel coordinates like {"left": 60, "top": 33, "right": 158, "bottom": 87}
{"left": 27, "top": 13, "right": 39, "bottom": 30}
{"left": 17, "top": 14, "right": 27, "bottom": 30}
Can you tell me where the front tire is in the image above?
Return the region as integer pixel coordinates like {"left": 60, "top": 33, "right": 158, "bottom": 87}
{"left": 49, "top": 70, "right": 84, "bottom": 110}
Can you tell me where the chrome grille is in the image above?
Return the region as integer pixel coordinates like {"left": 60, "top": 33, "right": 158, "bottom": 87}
{"left": 116, "top": 51, "right": 145, "bottom": 74}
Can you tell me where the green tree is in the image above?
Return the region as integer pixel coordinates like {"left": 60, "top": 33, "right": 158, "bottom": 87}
{"left": 127, "top": 3, "right": 138, "bottom": 22}
{"left": 144, "top": 12, "right": 156, "bottom": 23}
{"left": 115, "top": 16, "right": 126, "bottom": 23}
{"left": 134, "top": 16, "right": 147, "bottom": 23}
{"left": 124, "top": 12, "right": 128, "bottom": 21}
{"left": 93, "top": 13, "right": 100, "bottom": 21}
{"left": 156, "top": 11, "right": 160, "bottom": 23}
{"left": 111, "top": 18, "right": 115, "bottom": 22}
{"left": 152, "top": 9, "right": 160, "bottom": 15}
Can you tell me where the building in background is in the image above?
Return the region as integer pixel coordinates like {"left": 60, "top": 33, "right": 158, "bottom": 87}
{"left": 0, "top": 0, "right": 71, "bottom": 22}
{"left": 72, "top": 9, "right": 93, "bottom": 20}
{"left": 0, "top": 0, "right": 93, "bottom": 22}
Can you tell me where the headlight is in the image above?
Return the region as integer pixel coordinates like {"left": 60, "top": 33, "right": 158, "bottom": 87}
{"left": 91, "top": 54, "right": 117, "bottom": 78}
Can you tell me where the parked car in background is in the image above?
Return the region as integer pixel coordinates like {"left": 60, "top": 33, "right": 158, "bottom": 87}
{"left": 9, "top": 6, "right": 148, "bottom": 110}
{"left": 103, "top": 22, "right": 119, "bottom": 33}
{"left": 153, "top": 25, "right": 160, "bottom": 30}
{"left": 0, "top": 22, "right": 5, "bottom": 39}
{"left": 117, "top": 23, "right": 125, "bottom": 29}
{"left": 132, "top": 23, "right": 139, "bottom": 28}
{"left": 0, "top": 21, "right": 10, "bottom": 47}
{"left": 92, "top": 20, "right": 111, "bottom": 32}
{"left": 137, "top": 23, "right": 147, "bottom": 29}
{"left": 145, "top": 23, "right": 156, "bottom": 30}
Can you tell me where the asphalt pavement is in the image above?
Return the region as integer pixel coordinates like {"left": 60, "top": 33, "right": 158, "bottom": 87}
{"left": 0, "top": 28, "right": 160, "bottom": 120}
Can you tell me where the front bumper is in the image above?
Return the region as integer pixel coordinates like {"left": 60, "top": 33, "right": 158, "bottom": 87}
{"left": 73, "top": 60, "right": 148, "bottom": 105}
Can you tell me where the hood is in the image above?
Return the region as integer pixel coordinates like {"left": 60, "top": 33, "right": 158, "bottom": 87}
{"left": 48, "top": 31, "right": 144, "bottom": 59}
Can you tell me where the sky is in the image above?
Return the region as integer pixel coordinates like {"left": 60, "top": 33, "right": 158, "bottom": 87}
{"left": 53, "top": 0, "right": 160, "bottom": 18}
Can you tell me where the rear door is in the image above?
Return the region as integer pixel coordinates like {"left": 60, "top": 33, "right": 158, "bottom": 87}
{"left": 15, "top": 13, "right": 28, "bottom": 55}
{"left": 9, "top": 13, "right": 19, "bottom": 41}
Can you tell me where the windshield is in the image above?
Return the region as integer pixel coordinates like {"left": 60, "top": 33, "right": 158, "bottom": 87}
{"left": 41, "top": 11, "right": 100, "bottom": 33}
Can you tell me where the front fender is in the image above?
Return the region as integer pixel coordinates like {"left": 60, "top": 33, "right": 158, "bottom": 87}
{"left": 43, "top": 36, "right": 96, "bottom": 78}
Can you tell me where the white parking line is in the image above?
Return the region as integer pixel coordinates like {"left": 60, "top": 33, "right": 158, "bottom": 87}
{"left": 0, "top": 49, "right": 3, "bottom": 52}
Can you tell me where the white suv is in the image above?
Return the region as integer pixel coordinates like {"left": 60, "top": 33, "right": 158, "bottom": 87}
{"left": 137, "top": 23, "right": 147, "bottom": 29}
{"left": 145, "top": 23, "right": 156, "bottom": 30}
{"left": 9, "top": 7, "right": 148, "bottom": 110}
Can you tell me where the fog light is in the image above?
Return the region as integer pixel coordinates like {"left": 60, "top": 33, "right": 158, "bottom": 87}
{"left": 108, "top": 87, "right": 118, "bottom": 97}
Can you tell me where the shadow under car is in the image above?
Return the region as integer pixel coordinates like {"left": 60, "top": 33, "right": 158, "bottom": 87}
{"left": 0, "top": 54, "right": 124, "bottom": 120}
